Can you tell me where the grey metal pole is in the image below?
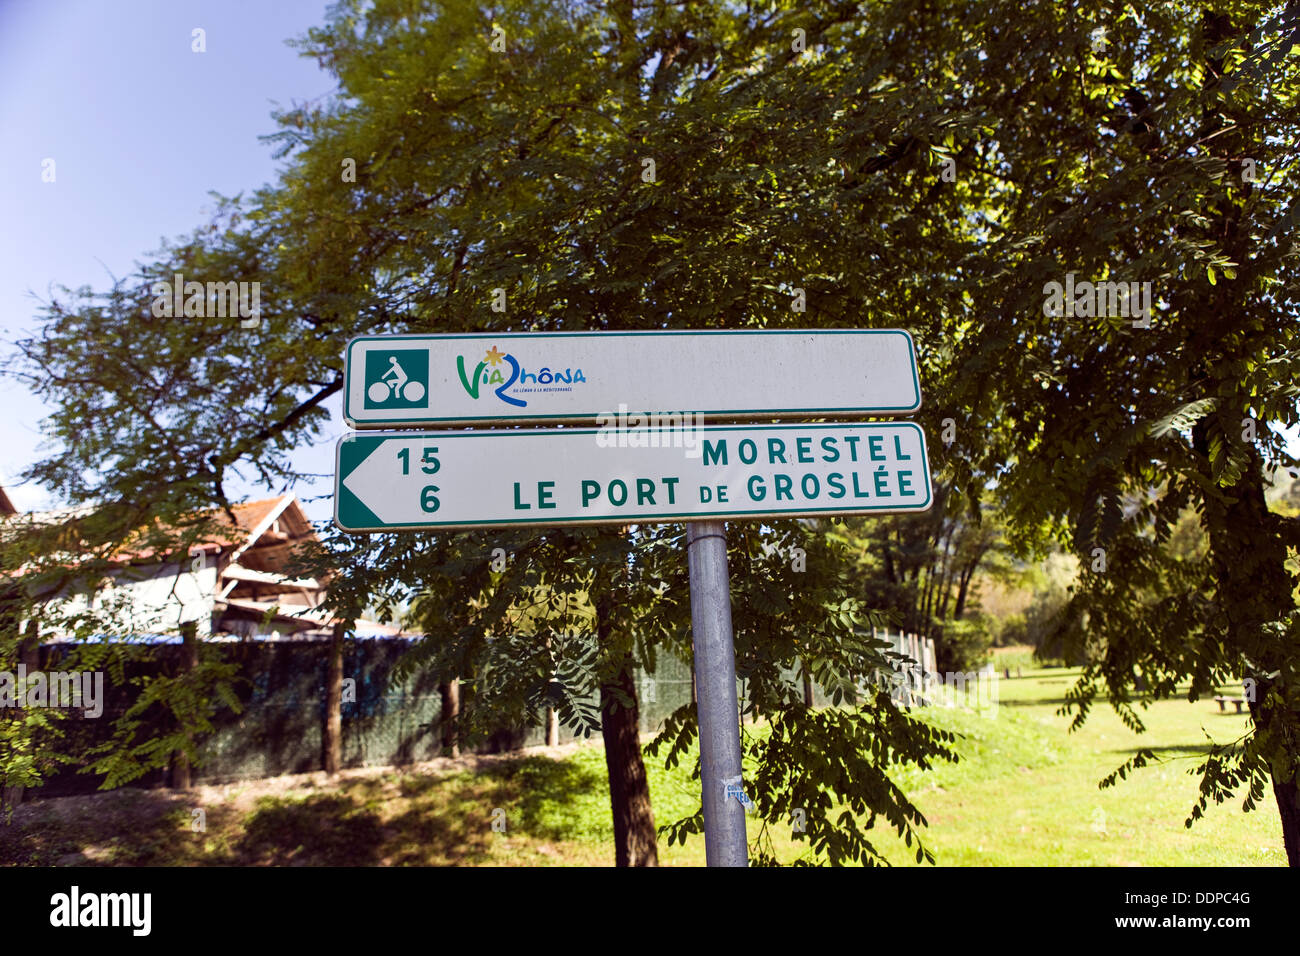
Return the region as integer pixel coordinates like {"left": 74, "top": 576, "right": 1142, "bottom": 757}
{"left": 686, "top": 520, "right": 748, "bottom": 867}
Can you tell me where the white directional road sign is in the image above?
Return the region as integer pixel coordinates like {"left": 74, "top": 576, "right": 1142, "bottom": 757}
{"left": 335, "top": 422, "right": 931, "bottom": 532}
{"left": 343, "top": 329, "right": 921, "bottom": 429}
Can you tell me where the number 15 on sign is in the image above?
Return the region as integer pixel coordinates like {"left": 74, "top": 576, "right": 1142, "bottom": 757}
{"left": 395, "top": 445, "right": 441, "bottom": 513}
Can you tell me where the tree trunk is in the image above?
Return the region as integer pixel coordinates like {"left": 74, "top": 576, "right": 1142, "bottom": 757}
{"left": 324, "top": 619, "right": 345, "bottom": 775}
{"left": 598, "top": 654, "right": 658, "bottom": 867}
{"left": 882, "top": 538, "right": 897, "bottom": 585}
{"left": 1189, "top": 0, "right": 1300, "bottom": 868}
{"left": 171, "top": 620, "right": 198, "bottom": 789}
{"left": 952, "top": 548, "right": 986, "bottom": 621}
{"left": 802, "top": 664, "right": 815, "bottom": 708}
{"left": 1192, "top": 406, "right": 1300, "bottom": 864}
{"left": 936, "top": 531, "right": 956, "bottom": 622}
{"left": 590, "top": 527, "right": 658, "bottom": 867}
{"left": 1273, "top": 778, "right": 1300, "bottom": 867}
{"left": 439, "top": 678, "right": 459, "bottom": 757}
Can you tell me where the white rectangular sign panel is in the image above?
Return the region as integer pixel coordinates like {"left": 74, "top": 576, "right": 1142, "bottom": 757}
{"left": 335, "top": 421, "right": 931, "bottom": 532}
{"left": 343, "top": 329, "right": 921, "bottom": 428}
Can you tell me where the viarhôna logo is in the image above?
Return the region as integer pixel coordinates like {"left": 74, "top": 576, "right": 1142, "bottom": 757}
{"left": 457, "top": 345, "right": 586, "bottom": 408}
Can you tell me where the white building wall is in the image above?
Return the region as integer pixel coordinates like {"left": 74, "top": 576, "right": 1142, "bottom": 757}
{"left": 38, "top": 560, "right": 219, "bottom": 640}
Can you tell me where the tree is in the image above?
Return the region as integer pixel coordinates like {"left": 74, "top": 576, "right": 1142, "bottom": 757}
{"left": 831, "top": 483, "right": 1009, "bottom": 672}
{"left": 914, "top": 1, "right": 1300, "bottom": 862}
{"left": 272, "top": 0, "right": 1299, "bottom": 860}
{"left": 15, "top": 0, "right": 1296, "bottom": 865}
{"left": 365, "top": 524, "right": 668, "bottom": 866}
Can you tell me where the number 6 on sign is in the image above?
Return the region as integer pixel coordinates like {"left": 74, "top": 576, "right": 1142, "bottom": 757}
{"left": 421, "top": 485, "right": 440, "bottom": 512}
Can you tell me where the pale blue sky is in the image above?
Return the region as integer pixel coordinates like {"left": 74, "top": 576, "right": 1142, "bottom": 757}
{"left": 0, "top": 0, "right": 339, "bottom": 519}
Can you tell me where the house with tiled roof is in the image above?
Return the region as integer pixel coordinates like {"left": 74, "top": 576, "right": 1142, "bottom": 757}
{"left": 197, "top": 493, "right": 336, "bottom": 640}
{"left": 3, "top": 490, "right": 406, "bottom": 642}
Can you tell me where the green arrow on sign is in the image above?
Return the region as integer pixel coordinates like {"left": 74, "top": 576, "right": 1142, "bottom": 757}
{"left": 335, "top": 435, "right": 386, "bottom": 531}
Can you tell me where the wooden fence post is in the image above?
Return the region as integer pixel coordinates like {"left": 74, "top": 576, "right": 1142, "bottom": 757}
{"left": 324, "top": 619, "right": 346, "bottom": 775}
{"left": 171, "top": 620, "right": 198, "bottom": 789}
{"left": 439, "top": 678, "right": 460, "bottom": 757}
{"left": 546, "top": 706, "right": 560, "bottom": 746}
{"left": 2, "top": 621, "right": 41, "bottom": 813}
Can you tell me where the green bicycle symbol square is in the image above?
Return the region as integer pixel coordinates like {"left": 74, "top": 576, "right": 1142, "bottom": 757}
{"left": 364, "top": 349, "right": 429, "bottom": 409}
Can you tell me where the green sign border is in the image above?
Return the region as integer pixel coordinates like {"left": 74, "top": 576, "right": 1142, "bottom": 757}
{"left": 343, "top": 329, "right": 922, "bottom": 429}
{"left": 334, "top": 421, "right": 932, "bottom": 533}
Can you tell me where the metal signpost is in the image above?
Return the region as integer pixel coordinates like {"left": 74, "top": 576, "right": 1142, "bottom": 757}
{"left": 687, "top": 520, "right": 749, "bottom": 866}
{"left": 334, "top": 330, "right": 930, "bottom": 867}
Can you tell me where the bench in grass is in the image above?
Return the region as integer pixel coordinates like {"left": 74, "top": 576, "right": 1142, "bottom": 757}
{"left": 1213, "top": 696, "right": 1247, "bottom": 714}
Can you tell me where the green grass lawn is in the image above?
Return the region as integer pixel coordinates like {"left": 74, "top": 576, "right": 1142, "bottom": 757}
{"left": 876, "top": 666, "right": 1284, "bottom": 866}
{"left": 0, "top": 664, "right": 1285, "bottom": 866}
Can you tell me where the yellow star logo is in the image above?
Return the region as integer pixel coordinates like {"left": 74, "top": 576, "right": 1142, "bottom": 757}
{"left": 483, "top": 346, "right": 505, "bottom": 366}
